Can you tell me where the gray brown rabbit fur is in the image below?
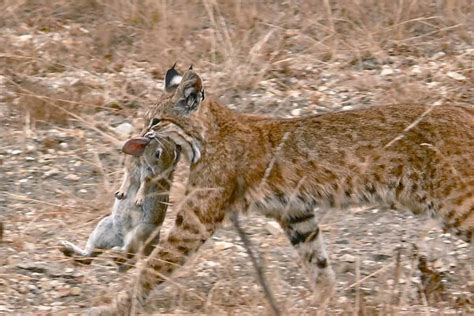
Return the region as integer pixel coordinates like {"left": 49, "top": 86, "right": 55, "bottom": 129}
{"left": 59, "top": 136, "right": 180, "bottom": 270}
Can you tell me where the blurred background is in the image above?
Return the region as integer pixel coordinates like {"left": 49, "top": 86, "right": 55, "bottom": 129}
{"left": 0, "top": 0, "right": 472, "bottom": 314}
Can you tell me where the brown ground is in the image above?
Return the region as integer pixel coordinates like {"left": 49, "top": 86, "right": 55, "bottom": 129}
{"left": 0, "top": 1, "right": 473, "bottom": 315}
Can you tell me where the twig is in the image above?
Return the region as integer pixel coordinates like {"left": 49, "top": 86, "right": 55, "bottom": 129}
{"left": 230, "top": 212, "right": 281, "bottom": 316}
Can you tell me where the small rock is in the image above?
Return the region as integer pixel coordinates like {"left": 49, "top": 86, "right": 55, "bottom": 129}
{"left": 341, "top": 105, "right": 354, "bottom": 111}
{"left": 204, "top": 261, "right": 219, "bottom": 268}
{"left": 70, "top": 287, "right": 82, "bottom": 296}
{"left": 265, "top": 221, "right": 282, "bottom": 236}
{"left": 55, "top": 287, "right": 71, "bottom": 298}
{"left": 37, "top": 306, "right": 51, "bottom": 311}
{"left": 340, "top": 254, "right": 356, "bottom": 263}
{"left": 65, "top": 174, "right": 80, "bottom": 181}
{"left": 410, "top": 65, "right": 422, "bottom": 75}
{"left": 290, "top": 108, "right": 301, "bottom": 116}
{"left": 447, "top": 71, "right": 467, "bottom": 81}
{"left": 11, "top": 149, "right": 22, "bottom": 155}
{"left": 16, "top": 285, "right": 28, "bottom": 294}
{"left": 25, "top": 156, "right": 35, "bottom": 161}
{"left": 214, "top": 241, "right": 234, "bottom": 251}
{"left": 114, "top": 122, "right": 134, "bottom": 138}
{"left": 23, "top": 242, "right": 35, "bottom": 251}
{"left": 0, "top": 306, "right": 12, "bottom": 312}
{"left": 59, "top": 142, "right": 68, "bottom": 149}
{"left": 26, "top": 144, "right": 36, "bottom": 152}
{"left": 337, "top": 296, "right": 348, "bottom": 304}
{"left": 27, "top": 284, "right": 38, "bottom": 291}
{"left": 432, "top": 52, "right": 446, "bottom": 60}
{"left": 380, "top": 66, "right": 394, "bottom": 76}
{"left": 42, "top": 168, "right": 60, "bottom": 179}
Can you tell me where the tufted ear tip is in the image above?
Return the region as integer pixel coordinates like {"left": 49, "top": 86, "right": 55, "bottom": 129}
{"left": 164, "top": 63, "right": 182, "bottom": 93}
{"left": 189, "top": 64, "right": 193, "bottom": 70}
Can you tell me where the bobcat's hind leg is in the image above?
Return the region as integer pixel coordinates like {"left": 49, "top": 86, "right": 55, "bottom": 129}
{"left": 279, "top": 207, "right": 336, "bottom": 302}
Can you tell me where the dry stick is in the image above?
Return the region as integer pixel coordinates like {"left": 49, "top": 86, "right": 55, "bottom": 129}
{"left": 225, "top": 132, "right": 291, "bottom": 316}
{"left": 230, "top": 212, "right": 281, "bottom": 316}
{"left": 354, "top": 256, "right": 361, "bottom": 316}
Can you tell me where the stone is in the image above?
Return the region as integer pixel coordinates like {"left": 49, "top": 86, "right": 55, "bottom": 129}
{"left": 42, "top": 168, "right": 60, "bottom": 179}
{"left": 410, "top": 65, "right": 422, "bottom": 75}
{"left": 70, "top": 287, "right": 82, "bottom": 296}
{"left": 214, "top": 241, "right": 234, "bottom": 251}
{"left": 340, "top": 254, "right": 356, "bottom": 263}
{"left": 380, "top": 66, "right": 394, "bottom": 76}
{"left": 114, "top": 122, "right": 134, "bottom": 138}
{"left": 65, "top": 174, "right": 80, "bottom": 181}
{"left": 447, "top": 71, "right": 467, "bottom": 81}
{"left": 432, "top": 52, "right": 446, "bottom": 60}
{"left": 290, "top": 108, "right": 301, "bottom": 116}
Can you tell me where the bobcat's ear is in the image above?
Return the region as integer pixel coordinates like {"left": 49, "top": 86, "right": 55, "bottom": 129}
{"left": 174, "top": 70, "right": 205, "bottom": 114}
{"left": 164, "top": 63, "right": 182, "bottom": 93}
{"left": 122, "top": 137, "right": 150, "bottom": 156}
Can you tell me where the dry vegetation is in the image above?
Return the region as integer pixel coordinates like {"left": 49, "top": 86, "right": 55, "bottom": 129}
{"left": 0, "top": 0, "right": 473, "bottom": 315}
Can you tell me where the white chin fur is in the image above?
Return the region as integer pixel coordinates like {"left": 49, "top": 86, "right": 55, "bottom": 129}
{"left": 191, "top": 141, "right": 201, "bottom": 164}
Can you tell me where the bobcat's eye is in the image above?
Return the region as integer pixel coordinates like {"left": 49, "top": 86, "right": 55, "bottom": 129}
{"left": 155, "top": 148, "right": 163, "bottom": 159}
{"left": 150, "top": 118, "right": 161, "bottom": 127}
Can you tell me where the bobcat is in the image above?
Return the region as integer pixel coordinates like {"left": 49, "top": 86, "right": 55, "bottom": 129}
{"left": 60, "top": 135, "right": 180, "bottom": 270}
{"left": 95, "top": 66, "right": 473, "bottom": 315}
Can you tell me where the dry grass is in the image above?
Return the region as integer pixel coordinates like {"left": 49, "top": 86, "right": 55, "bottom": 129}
{"left": 0, "top": 0, "right": 473, "bottom": 315}
{"left": 1, "top": 0, "right": 472, "bottom": 90}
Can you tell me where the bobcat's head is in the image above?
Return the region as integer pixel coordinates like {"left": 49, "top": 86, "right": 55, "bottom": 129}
{"left": 140, "top": 64, "right": 206, "bottom": 165}
{"left": 149, "top": 63, "right": 205, "bottom": 118}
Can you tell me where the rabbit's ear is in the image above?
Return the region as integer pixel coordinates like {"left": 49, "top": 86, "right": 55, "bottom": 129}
{"left": 122, "top": 137, "right": 150, "bottom": 156}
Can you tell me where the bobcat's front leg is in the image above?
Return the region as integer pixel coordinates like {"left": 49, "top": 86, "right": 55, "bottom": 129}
{"left": 94, "top": 188, "right": 229, "bottom": 316}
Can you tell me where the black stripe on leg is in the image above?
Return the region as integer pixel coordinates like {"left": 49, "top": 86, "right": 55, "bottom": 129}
{"left": 316, "top": 257, "right": 328, "bottom": 268}
{"left": 289, "top": 231, "right": 312, "bottom": 245}
{"left": 287, "top": 212, "right": 315, "bottom": 224}
{"left": 289, "top": 227, "right": 320, "bottom": 245}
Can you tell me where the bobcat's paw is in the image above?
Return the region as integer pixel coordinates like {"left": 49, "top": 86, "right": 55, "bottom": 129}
{"left": 311, "top": 267, "right": 336, "bottom": 304}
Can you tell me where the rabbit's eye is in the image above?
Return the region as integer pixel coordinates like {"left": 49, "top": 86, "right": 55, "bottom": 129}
{"left": 155, "top": 148, "right": 163, "bottom": 159}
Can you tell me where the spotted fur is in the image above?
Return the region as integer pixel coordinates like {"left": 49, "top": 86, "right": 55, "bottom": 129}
{"left": 94, "top": 67, "right": 473, "bottom": 315}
